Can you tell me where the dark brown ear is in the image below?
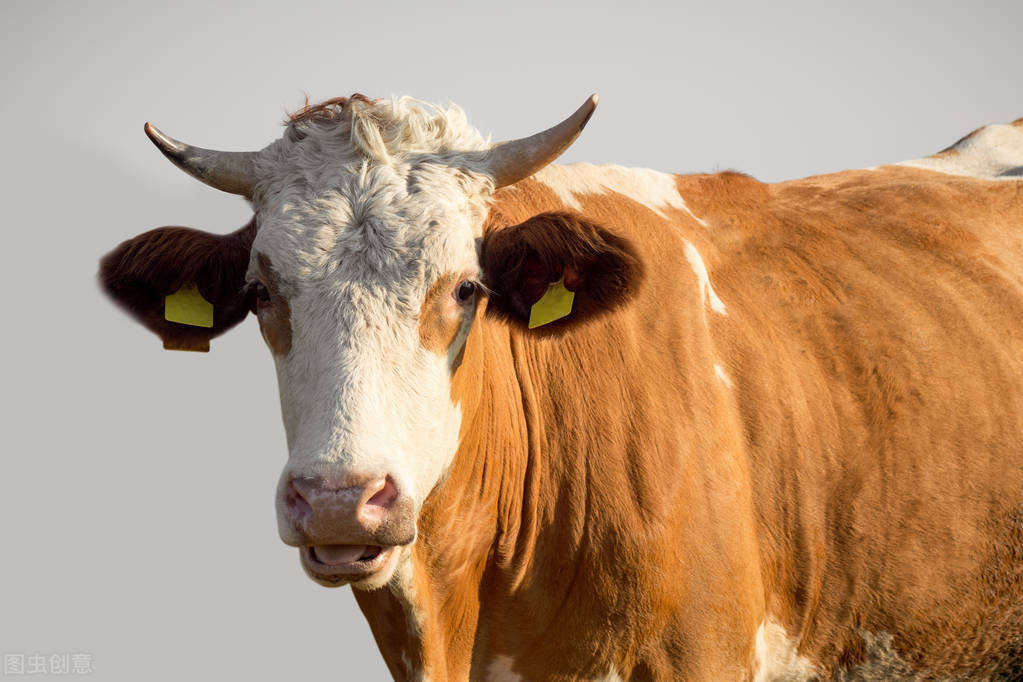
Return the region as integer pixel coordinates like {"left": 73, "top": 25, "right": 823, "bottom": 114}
{"left": 480, "top": 212, "right": 643, "bottom": 332}
{"left": 99, "top": 220, "right": 256, "bottom": 351}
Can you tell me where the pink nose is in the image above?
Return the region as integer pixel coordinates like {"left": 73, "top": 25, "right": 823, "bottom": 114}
{"left": 283, "top": 475, "right": 412, "bottom": 547}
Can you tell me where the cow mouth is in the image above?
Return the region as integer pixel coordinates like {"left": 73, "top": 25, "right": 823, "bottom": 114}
{"left": 300, "top": 544, "right": 400, "bottom": 586}
{"left": 315, "top": 544, "right": 382, "bottom": 563}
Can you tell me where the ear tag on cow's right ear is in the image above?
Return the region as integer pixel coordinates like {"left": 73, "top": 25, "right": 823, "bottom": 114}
{"left": 164, "top": 284, "right": 214, "bottom": 328}
{"left": 528, "top": 277, "right": 575, "bottom": 329}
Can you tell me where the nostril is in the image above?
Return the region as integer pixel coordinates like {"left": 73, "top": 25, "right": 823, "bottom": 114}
{"left": 364, "top": 477, "right": 399, "bottom": 510}
{"left": 285, "top": 479, "right": 313, "bottom": 524}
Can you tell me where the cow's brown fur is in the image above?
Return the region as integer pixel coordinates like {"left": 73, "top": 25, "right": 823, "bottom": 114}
{"left": 353, "top": 168, "right": 1023, "bottom": 679}
{"left": 687, "top": 166, "right": 1023, "bottom": 679}
{"left": 351, "top": 177, "right": 766, "bottom": 680}
{"left": 254, "top": 253, "right": 292, "bottom": 356}
{"left": 418, "top": 272, "right": 469, "bottom": 355}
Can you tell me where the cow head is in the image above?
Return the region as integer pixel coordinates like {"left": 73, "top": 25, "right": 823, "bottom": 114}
{"left": 101, "top": 94, "right": 641, "bottom": 589}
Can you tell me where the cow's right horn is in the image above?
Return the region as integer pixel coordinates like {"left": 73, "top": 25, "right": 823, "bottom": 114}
{"left": 485, "top": 94, "right": 598, "bottom": 189}
{"left": 145, "top": 123, "right": 259, "bottom": 198}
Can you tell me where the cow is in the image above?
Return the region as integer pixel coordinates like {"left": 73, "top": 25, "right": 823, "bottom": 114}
{"left": 99, "top": 93, "right": 1023, "bottom": 680}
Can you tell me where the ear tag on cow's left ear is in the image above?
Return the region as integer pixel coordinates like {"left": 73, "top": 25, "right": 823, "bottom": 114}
{"left": 164, "top": 284, "right": 214, "bottom": 328}
{"left": 528, "top": 277, "right": 575, "bottom": 329}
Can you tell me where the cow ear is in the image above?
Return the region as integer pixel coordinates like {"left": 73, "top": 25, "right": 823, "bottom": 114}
{"left": 99, "top": 220, "right": 256, "bottom": 352}
{"left": 481, "top": 212, "right": 643, "bottom": 332}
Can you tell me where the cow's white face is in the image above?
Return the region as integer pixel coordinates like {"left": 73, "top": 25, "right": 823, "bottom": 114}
{"left": 247, "top": 99, "right": 494, "bottom": 588}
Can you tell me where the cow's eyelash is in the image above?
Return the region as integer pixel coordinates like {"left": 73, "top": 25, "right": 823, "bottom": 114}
{"left": 464, "top": 276, "right": 491, "bottom": 297}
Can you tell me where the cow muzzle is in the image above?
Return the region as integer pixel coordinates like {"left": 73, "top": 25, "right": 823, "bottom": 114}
{"left": 279, "top": 474, "right": 415, "bottom": 588}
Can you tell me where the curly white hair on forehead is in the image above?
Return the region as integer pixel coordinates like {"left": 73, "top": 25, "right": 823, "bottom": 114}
{"left": 285, "top": 94, "right": 492, "bottom": 164}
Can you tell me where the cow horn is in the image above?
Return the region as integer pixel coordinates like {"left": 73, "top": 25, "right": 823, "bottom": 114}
{"left": 486, "top": 94, "right": 598, "bottom": 188}
{"left": 144, "top": 123, "right": 259, "bottom": 197}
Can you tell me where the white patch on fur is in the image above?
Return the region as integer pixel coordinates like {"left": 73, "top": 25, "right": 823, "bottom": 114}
{"left": 488, "top": 657, "right": 623, "bottom": 680}
{"left": 897, "top": 121, "right": 1023, "bottom": 180}
{"left": 534, "top": 163, "right": 709, "bottom": 224}
{"left": 400, "top": 651, "right": 415, "bottom": 680}
{"left": 683, "top": 240, "right": 727, "bottom": 316}
{"left": 753, "top": 618, "right": 818, "bottom": 682}
{"left": 487, "top": 656, "right": 524, "bottom": 681}
{"left": 714, "top": 363, "right": 733, "bottom": 388}
{"left": 391, "top": 552, "right": 431, "bottom": 680}
{"left": 833, "top": 630, "right": 928, "bottom": 681}
{"left": 447, "top": 306, "right": 475, "bottom": 368}
{"left": 247, "top": 97, "right": 494, "bottom": 546}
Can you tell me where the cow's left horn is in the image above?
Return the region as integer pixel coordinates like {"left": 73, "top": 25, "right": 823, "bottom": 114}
{"left": 144, "top": 123, "right": 260, "bottom": 197}
{"left": 485, "top": 94, "right": 598, "bottom": 188}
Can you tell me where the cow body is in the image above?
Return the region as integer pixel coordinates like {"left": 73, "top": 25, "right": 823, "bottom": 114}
{"left": 101, "top": 99, "right": 1023, "bottom": 679}
{"left": 357, "top": 158, "right": 1023, "bottom": 680}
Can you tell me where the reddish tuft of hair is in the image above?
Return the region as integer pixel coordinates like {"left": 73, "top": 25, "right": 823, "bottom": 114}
{"left": 286, "top": 93, "right": 377, "bottom": 125}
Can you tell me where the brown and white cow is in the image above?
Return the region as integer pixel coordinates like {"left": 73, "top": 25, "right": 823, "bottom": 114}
{"left": 100, "top": 94, "right": 1023, "bottom": 680}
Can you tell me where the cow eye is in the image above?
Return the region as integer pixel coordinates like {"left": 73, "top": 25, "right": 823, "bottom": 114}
{"left": 251, "top": 282, "right": 270, "bottom": 307}
{"left": 454, "top": 280, "right": 476, "bottom": 304}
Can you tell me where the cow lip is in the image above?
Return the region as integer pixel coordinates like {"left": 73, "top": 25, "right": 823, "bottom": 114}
{"left": 300, "top": 544, "right": 398, "bottom": 584}
{"left": 313, "top": 544, "right": 382, "bottom": 564}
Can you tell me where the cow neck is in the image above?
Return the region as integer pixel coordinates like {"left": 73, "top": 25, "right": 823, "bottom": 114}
{"left": 353, "top": 175, "right": 771, "bottom": 677}
{"left": 352, "top": 308, "right": 533, "bottom": 679}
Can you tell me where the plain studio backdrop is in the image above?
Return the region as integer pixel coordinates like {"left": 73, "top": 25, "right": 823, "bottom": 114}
{"left": 1, "top": 0, "right": 1020, "bottom": 678}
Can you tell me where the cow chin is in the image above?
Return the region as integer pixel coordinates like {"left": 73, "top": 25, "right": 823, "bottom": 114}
{"left": 299, "top": 543, "right": 404, "bottom": 590}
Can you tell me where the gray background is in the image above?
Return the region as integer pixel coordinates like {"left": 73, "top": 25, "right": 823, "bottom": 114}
{"left": 1, "top": 0, "right": 1020, "bottom": 679}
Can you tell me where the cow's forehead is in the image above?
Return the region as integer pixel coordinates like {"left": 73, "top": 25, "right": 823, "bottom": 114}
{"left": 250, "top": 167, "right": 485, "bottom": 290}
{"left": 246, "top": 97, "right": 494, "bottom": 289}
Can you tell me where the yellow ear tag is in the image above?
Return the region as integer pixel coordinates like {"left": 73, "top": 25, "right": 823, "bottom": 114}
{"left": 528, "top": 277, "right": 575, "bottom": 329}
{"left": 164, "top": 284, "right": 214, "bottom": 328}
